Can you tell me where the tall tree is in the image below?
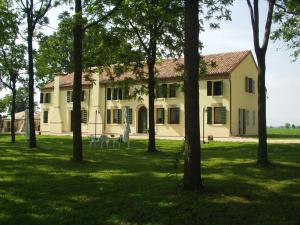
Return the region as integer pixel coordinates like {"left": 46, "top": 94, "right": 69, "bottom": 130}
{"left": 183, "top": 0, "right": 202, "bottom": 190}
{"left": 246, "top": 0, "right": 276, "bottom": 165}
{"left": 71, "top": 0, "right": 122, "bottom": 162}
{"left": 0, "top": 43, "right": 26, "bottom": 143}
{"left": 72, "top": 0, "right": 84, "bottom": 161}
{"left": 115, "top": 0, "right": 184, "bottom": 153}
{"left": 17, "top": 0, "right": 56, "bottom": 148}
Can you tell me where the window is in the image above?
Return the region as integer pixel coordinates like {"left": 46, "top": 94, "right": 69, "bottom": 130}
{"left": 168, "top": 107, "right": 180, "bottom": 124}
{"left": 113, "top": 109, "right": 122, "bottom": 124}
{"left": 245, "top": 77, "right": 255, "bottom": 94}
{"left": 118, "top": 89, "right": 123, "bottom": 100}
{"left": 169, "top": 84, "right": 176, "bottom": 97}
{"left": 67, "top": 91, "right": 73, "bottom": 102}
{"left": 207, "top": 106, "right": 226, "bottom": 124}
{"left": 107, "top": 109, "right": 111, "bottom": 124}
{"left": 156, "top": 108, "right": 165, "bottom": 124}
{"left": 214, "top": 107, "right": 226, "bottom": 124}
{"left": 81, "top": 109, "right": 88, "bottom": 124}
{"left": 107, "top": 88, "right": 112, "bottom": 100}
{"left": 111, "top": 88, "right": 123, "bottom": 100}
{"left": 43, "top": 110, "right": 48, "bottom": 123}
{"left": 156, "top": 84, "right": 168, "bottom": 98}
{"left": 113, "top": 88, "right": 119, "bottom": 100}
{"left": 40, "top": 93, "right": 51, "bottom": 103}
{"left": 207, "top": 81, "right": 223, "bottom": 96}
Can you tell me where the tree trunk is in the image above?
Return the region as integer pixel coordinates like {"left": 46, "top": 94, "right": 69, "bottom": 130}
{"left": 183, "top": 0, "right": 203, "bottom": 190}
{"left": 10, "top": 84, "right": 16, "bottom": 143}
{"left": 72, "top": 0, "right": 83, "bottom": 162}
{"left": 27, "top": 30, "right": 37, "bottom": 148}
{"left": 257, "top": 54, "right": 268, "bottom": 165}
{"left": 147, "top": 61, "right": 157, "bottom": 153}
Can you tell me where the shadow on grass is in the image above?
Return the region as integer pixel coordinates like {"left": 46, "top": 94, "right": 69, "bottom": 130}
{"left": 0, "top": 136, "right": 300, "bottom": 225}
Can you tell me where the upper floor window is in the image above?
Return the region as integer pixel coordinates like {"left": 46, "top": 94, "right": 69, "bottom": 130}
{"left": 156, "top": 83, "right": 177, "bottom": 99}
{"left": 107, "top": 87, "right": 128, "bottom": 100}
{"left": 67, "top": 90, "right": 85, "bottom": 102}
{"left": 40, "top": 93, "right": 51, "bottom": 103}
{"left": 207, "top": 81, "right": 223, "bottom": 96}
{"left": 245, "top": 77, "right": 255, "bottom": 94}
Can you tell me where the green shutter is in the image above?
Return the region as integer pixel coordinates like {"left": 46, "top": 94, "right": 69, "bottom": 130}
{"left": 40, "top": 93, "right": 44, "bottom": 103}
{"left": 220, "top": 107, "right": 227, "bottom": 124}
{"left": 128, "top": 108, "right": 133, "bottom": 124}
{"left": 118, "top": 109, "right": 122, "bottom": 124}
{"left": 207, "top": 107, "right": 212, "bottom": 124}
{"left": 245, "top": 77, "right": 249, "bottom": 92}
{"left": 107, "top": 109, "right": 111, "bottom": 124}
{"left": 81, "top": 91, "right": 85, "bottom": 102}
{"left": 207, "top": 81, "right": 212, "bottom": 96}
{"left": 220, "top": 81, "right": 223, "bottom": 95}
{"left": 67, "top": 91, "right": 71, "bottom": 102}
{"left": 107, "top": 88, "right": 111, "bottom": 100}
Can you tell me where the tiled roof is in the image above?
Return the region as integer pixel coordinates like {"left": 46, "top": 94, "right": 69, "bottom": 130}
{"left": 42, "top": 50, "right": 252, "bottom": 89}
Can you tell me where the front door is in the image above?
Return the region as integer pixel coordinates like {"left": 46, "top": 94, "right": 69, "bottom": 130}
{"left": 70, "top": 110, "right": 73, "bottom": 131}
{"left": 239, "top": 108, "right": 246, "bottom": 135}
{"left": 138, "top": 106, "right": 147, "bottom": 133}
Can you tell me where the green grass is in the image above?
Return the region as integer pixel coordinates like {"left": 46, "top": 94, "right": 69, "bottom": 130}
{"left": 268, "top": 127, "right": 300, "bottom": 139}
{"left": 1, "top": 134, "right": 300, "bottom": 225}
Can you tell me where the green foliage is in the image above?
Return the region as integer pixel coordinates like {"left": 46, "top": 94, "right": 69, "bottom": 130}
{"left": 272, "top": 0, "right": 300, "bottom": 60}
{"left": 0, "top": 135, "right": 300, "bottom": 224}
{"left": 36, "top": 10, "right": 141, "bottom": 86}
{"left": 0, "top": 87, "right": 30, "bottom": 114}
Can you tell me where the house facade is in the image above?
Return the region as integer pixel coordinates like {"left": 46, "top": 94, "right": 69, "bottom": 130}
{"left": 40, "top": 50, "right": 258, "bottom": 138}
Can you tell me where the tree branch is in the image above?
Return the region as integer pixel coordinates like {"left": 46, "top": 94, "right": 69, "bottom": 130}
{"left": 262, "top": 0, "right": 275, "bottom": 52}
{"left": 32, "top": 0, "right": 52, "bottom": 30}
{"left": 275, "top": 2, "right": 300, "bottom": 15}
{"left": 246, "top": 0, "right": 260, "bottom": 52}
{"left": 84, "top": 0, "right": 123, "bottom": 30}
{"left": 128, "top": 20, "right": 150, "bottom": 54}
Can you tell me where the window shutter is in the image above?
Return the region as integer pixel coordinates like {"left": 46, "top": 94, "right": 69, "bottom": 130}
{"left": 67, "top": 91, "right": 70, "bottom": 102}
{"left": 107, "top": 109, "right": 111, "bottom": 124}
{"left": 118, "top": 109, "right": 122, "bottom": 124}
{"left": 220, "top": 81, "right": 223, "bottom": 95}
{"left": 207, "top": 107, "right": 212, "bottom": 124}
{"left": 81, "top": 90, "right": 85, "bottom": 102}
{"left": 107, "top": 88, "right": 111, "bottom": 100}
{"left": 245, "top": 77, "right": 249, "bottom": 92}
{"left": 118, "top": 89, "right": 123, "bottom": 100}
{"left": 207, "top": 81, "right": 212, "bottom": 96}
{"left": 128, "top": 108, "right": 133, "bottom": 124}
{"left": 252, "top": 80, "right": 255, "bottom": 94}
{"left": 48, "top": 93, "right": 51, "bottom": 103}
{"left": 81, "top": 110, "right": 88, "bottom": 123}
{"left": 40, "top": 93, "right": 44, "bottom": 103}
{"left": 219, "top": 107, "right": 227, "bottom": 124}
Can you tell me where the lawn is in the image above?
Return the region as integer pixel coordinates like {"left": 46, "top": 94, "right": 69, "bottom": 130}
{"left": 268, "top": 127, "right": 300, "bottom": 139}
{"left": 1, "top": 134, "right": 300, "bottom": 225}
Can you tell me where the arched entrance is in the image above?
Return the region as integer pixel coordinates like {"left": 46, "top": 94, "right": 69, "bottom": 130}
{"left": 138, "top": 106, "right": 147, "bottom": 133}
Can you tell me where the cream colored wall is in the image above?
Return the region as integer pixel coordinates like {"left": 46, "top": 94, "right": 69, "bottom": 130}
{"left": 231, "top": 54, "right": 258, "bottom": 136}
{"left": 199, "top": 79, "right": 231, "bottom": 138}
{"left": 104, "top": 84, "right": 185, "bottom": 137}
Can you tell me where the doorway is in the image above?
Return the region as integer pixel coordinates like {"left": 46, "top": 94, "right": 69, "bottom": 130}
{"left": 138, "top": 106, "right": 147, "bottom": 133}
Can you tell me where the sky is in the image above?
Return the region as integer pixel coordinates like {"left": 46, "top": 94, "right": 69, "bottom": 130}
{"left": 1, "top": 1, "right": 299, "bottom": 126}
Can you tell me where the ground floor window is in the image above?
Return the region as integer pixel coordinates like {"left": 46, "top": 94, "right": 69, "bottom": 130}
{"left": 43, "top": 110, "right": 48, "bottom": 123}
{"left": 81, "top": 110, "right": 88, "bottom": 124}
{"left": 168, "top": 107, "right": 180, "bottom": 124}
{"left": 113, "top": 109, "right": 122, "bottom": 124}
{"left": 156, "top": 108, "right": 165, "bottom": 124}
{"left": 207, "top": 106, "right": 226, "bottom": 124}
{"left": 107, "top": 109, "right": 111, "bottom": 124}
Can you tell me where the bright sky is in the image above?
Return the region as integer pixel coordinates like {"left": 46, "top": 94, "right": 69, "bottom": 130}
{"left": 1, "top": 1, "right": 299, "bottom": 126}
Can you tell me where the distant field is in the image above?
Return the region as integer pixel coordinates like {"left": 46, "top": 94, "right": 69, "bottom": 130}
{"left": 268, "top": 128, "right": 300, "bottom": 139}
